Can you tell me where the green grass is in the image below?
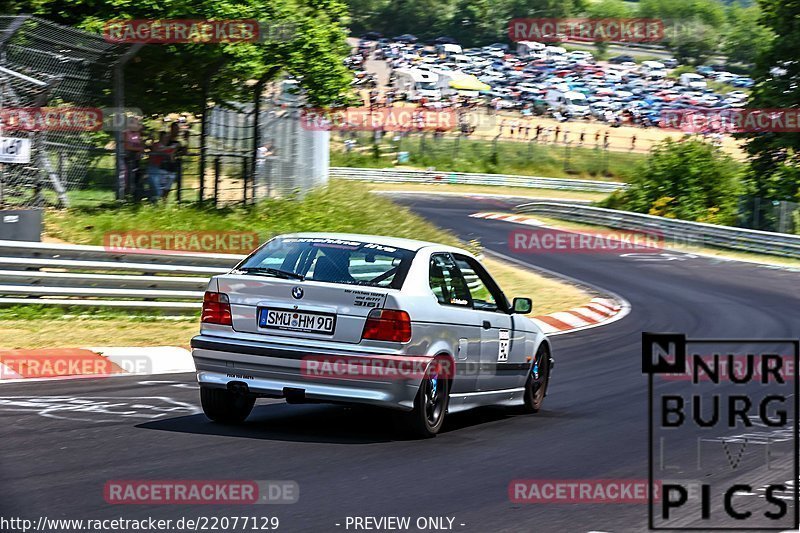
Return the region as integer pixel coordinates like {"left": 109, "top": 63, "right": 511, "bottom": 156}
{"left": 45, "top": 179, "right": 463, "bottom": 248}
{"left": 331, "top": 135, "right": 644, "bottom": 181}
{"left": 0, "top": 305, "right": 197, "bottom": 321}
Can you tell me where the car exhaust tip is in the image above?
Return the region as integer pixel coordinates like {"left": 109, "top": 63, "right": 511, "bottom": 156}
{"left": 227, "top": 381, "right": 250, "bottom": 395}
{"left": 283, "top": 387, "right": 307, "bottom": 403}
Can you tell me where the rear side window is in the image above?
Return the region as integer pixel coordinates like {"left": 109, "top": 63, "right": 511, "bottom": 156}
{"left": 239, "top": 237, "right": 415, "bottom": 289}
{"left": 429, "top": 253, "right": 471, "bottom": 307}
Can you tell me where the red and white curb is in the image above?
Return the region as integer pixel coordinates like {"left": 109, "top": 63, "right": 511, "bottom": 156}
{"left": 530, "top": 297, "right": 625, "bottom": 335}
{"left": 0, "top": 346, "right": 194, "bottom": 383}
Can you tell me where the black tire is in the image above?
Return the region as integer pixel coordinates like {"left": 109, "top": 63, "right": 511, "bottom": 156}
{"left": 200, "top": 386, "right": 255, "bottom": 424}
{"left": 522, "top": 344, "right": 551, "bottom": 413}
{"left": 405, "top": 359, "right": 450, "bottom": 438}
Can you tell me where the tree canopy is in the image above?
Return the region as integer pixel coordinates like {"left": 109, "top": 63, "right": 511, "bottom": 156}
{"left": 4, "top": 0, "right": 354, "bottom": 114}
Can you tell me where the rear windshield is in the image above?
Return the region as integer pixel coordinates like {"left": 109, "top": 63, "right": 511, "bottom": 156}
{"left": 238, "top": 237, "right": 415, "bottom": 289}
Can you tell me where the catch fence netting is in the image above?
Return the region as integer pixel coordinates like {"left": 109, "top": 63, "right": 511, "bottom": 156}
{"left": 0, "top": 15, "right": 131, "bottom": 208}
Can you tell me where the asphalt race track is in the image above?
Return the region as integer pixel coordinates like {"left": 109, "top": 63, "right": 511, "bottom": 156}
{"left": 2, "top": 193, "right": 799, "bottom": 532}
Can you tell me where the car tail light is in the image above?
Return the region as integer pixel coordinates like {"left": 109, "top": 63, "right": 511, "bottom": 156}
{"left": 362, "top": 309, "right": 412, "bottom": 343}
{"left": 201, "top": 291, "right": 232, "bottom": 325}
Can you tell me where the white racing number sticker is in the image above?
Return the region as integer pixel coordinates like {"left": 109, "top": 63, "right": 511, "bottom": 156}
{"left": 498, "top": 329, "right": 510, "bottom": 362}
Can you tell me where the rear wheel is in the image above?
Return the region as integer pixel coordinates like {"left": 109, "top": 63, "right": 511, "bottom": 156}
{"left": 522, "top": 344, "right": 551, "bottom": 413}
{"left": 405, "top": 359, "right": 450, "bottom": 438}
{"left": 200, "top": 386, "right": 255, "bottom": 424}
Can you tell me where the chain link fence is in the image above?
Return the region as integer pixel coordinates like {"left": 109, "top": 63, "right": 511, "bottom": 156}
{"left": 739, "top": 197, "right": 800, "bottom": 234}
{"left": 0, "top": 15, "right": 131, "bottom": 209}
{"left": 201, "top": 96, "right": 329, "bottom": 204}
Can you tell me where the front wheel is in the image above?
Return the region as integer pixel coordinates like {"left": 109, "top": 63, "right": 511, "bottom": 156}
{"left": 200, "top": 386, "right": 255, "bottom": 424}
{"left": 522, "top": 344, "right": 551, "bottom": 413}
{"left": 405, "top": 359, "right": 450, "bottom": 438}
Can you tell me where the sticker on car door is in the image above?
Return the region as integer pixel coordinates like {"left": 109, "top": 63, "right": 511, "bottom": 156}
{"left": 498, "top": 329, "right": 510, "bottom": 362}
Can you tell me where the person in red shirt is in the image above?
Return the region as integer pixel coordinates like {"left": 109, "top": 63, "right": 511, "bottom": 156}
{"left": 146, "top": 132, "right": 174, "bottom": 202}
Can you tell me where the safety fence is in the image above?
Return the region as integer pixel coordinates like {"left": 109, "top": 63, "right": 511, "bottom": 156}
{"left": 0, "top": 240, "right": 239, "bottom": 311}
{"left": 0, "top": 239, "right": 487, "bottom": 310}
{"left": 515, "top": 202, "right": 800, "bottom": 259}
{"left": 330, "top": 167, "right": 626, "bottom": 193}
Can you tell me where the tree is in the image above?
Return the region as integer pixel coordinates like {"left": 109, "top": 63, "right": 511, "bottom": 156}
{"left": 739, "top": 0, "right": 800, "bottom": 211}
{"left": 723, "top": 4, "right": 774, "bottom": 66}
{"left": 605, "top": 138, "right": 743, "bottom": 225}
{"left": 639, "top": 0, "right": 725, "bottom": 63}
{"left": 584, "top": 0, "right": 631, "bottom": 59}
{"left": 11, "top": 0, "right": 353, "bottom": 115}
{"left": 670, "top": 21, "right": 719, "bottom": 65}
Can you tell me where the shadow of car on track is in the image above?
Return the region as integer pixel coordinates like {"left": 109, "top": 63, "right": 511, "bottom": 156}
{"left": 136, "top": 401, "right": 556, "bottom": 443}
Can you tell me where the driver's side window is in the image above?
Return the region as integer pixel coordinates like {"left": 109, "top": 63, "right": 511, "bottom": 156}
{"left": 452, "top": 254, "right": 508, "bottom": 313}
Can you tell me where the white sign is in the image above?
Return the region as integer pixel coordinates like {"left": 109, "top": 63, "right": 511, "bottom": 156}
{"left": 498, "top": 329, "right": 510, "bottom": 362}
{"left": 0, "top": 136, "right": 31, "bottom": 164}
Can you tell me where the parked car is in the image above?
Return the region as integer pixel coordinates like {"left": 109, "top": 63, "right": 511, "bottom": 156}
{"left": 192, "top": 234, "right": 554, "bottom": 437}
{"left": 609, "top": 55, "right": 635, "bottom": 64}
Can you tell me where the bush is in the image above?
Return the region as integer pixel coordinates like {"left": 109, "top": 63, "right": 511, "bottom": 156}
{"left": 601, "top": 138, "right": 743, "bottom": 225}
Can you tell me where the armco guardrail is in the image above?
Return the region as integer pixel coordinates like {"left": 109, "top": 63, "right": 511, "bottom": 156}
{"left": 515, "top": 202, "right": 800, "bottom": 259}
{"left": 0, "top": 240, "right": 244, "bottom": 311}
{"left": 0, "top": 239, "right": 486, "bottom": 310}
{"left": 331, "top": 167, "right": 626, "bottom": 193}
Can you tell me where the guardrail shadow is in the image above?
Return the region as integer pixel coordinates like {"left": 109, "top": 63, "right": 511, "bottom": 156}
{"left": 136, "top": 401, "right": 536, "bottom": 443}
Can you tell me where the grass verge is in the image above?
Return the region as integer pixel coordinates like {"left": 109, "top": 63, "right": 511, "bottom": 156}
{"left": 44, "top": 180, "right": 462, "bottom": 247}
{"left": 330, "top": 136, "right": 645, "bottom": 181}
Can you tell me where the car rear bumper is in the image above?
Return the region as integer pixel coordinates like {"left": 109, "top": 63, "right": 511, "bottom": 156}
{"left": 191, "top": 335, "right": 422, "bottom": 411}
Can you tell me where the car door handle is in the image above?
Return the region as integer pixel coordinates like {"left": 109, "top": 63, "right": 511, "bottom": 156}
{"left": 482, "top": 320, "right": 491, "bottom": 330}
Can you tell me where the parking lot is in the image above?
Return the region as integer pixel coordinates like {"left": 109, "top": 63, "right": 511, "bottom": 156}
{"left": 345, "top": 36, "right": 749, "bottom": 156}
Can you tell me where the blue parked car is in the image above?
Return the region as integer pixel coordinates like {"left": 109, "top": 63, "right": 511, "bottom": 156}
{"left": 732, "top": 77, "right": 754, "bottom": 88}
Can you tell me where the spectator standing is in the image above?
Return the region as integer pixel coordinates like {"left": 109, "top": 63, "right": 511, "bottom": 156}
{"left": 123, "top": 117, "right": 145, "bottom": 200}
{"left": 146, "top": 132, "right": 170, "bottom": 202}
{"left": 162, "top": 123, "right": 185, "bottom": 198}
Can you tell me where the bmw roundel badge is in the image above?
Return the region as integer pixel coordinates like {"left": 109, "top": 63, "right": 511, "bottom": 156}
{"left": 292, "top": 286, "right": 304, "bottom": 299}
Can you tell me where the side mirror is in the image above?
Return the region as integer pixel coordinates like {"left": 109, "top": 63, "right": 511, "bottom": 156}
{"left": 512, "top": 297, "right": 533, "bottom": 314}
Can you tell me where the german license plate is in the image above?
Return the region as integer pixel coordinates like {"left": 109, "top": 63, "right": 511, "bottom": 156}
{"left": 258, "top": 308, "right": 336, "bottom": 334}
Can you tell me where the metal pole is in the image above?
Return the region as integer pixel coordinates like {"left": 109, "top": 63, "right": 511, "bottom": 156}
{"left": 213, "top": 156, "right": 220, "bottom": 207}
{"left": 199, "top": 91, "right": 208, "bottom": 203}
{"left": 242, "top": 156, "right": 248, "bottom": 205}
{"left": 112, "top": 43, "right": 143, "bottom": 202}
